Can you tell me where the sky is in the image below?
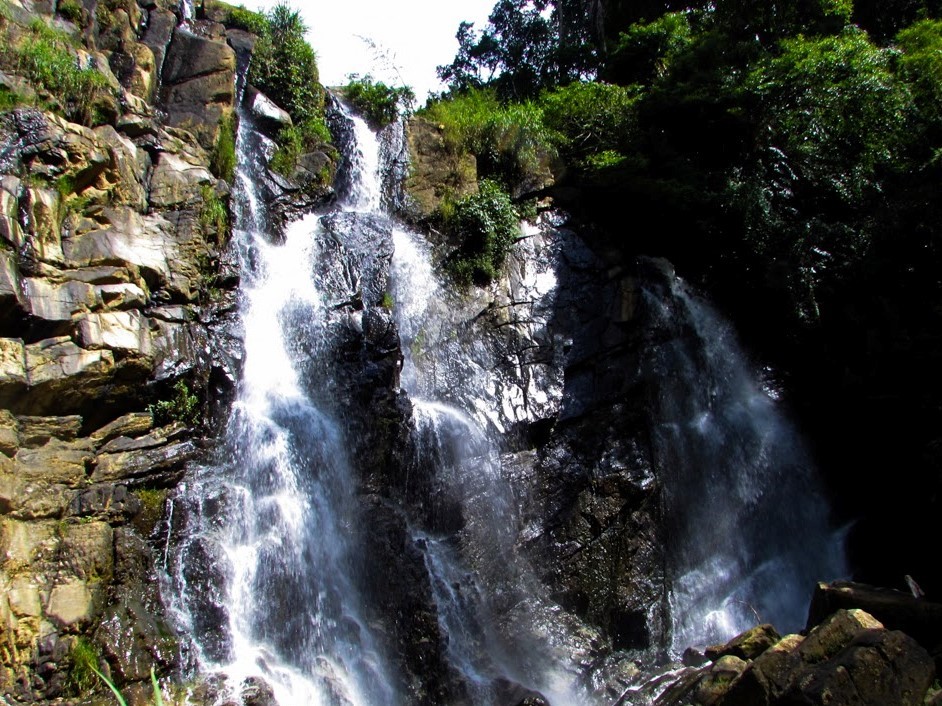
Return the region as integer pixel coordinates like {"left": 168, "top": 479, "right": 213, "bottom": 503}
{"left": 243, "top": 0, "right": 497, "bottom": 103}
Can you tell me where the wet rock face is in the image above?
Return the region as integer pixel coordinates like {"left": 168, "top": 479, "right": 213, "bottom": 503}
{"left": 654, "top": 608, "right": 936, "bottom": 706}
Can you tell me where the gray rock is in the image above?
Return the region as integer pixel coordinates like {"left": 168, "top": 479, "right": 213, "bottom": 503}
{"left": 76, "top": 310, "right": 153, "bottom": 357}
{"left": 245, "top": 86, "right": 292, "bottom": 136}
{"left": 15, "top": 415, "right": 82, "bottom": 447}
{"left": 90, "top": 412, "right": 154, "bottom": 445}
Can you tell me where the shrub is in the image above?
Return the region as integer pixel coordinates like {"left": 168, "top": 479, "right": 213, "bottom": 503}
{"left": 248, "top": 3, "right": 324, "bottom": 127}
{"left": 0, "top": 21, "right": 112, "bottom": 125}
{"left": 269, "top": 118, "right": 331, "bottom": 177}
{"left": 149, "top": 380, "right": 200, "bottom": 426}
{"left": 69, "top": 637, "right": 100, "bottom": 694}
{"left": 442, "top": 179, "right": 521, "bottom": 285}
{"left": 420, "top": 88, "right": 558, "bottom": 189}
{"left": 56, "top": 0, "right": 87, "bottom": 27}
{"left": 342, "top": 73, "right": 414, "bottom": 128}
{"left": 223, "top": 4, "right": 268, "bottom": 34}
{"left": 199, "top": 184, "right": 228, "bottom": 245}
{"left": 607, "top": 11, "right": 694, "bottom": 85}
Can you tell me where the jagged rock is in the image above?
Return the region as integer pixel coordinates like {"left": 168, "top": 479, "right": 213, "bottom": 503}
{"left": 92, "top": 125, "right": 149, "bottom": 211}
{"left": 13, "top": 440, "right": 94, "bottom": 487}
{"left": 403, "top": 116, "right": 477, "bottom": 218}
{"left": 76, "top": 310, "right": 153, "bottom": 357}
{"left": 706, "top": 624, "right": 782, "bottom": 662}
{"left": 95, "top": 282, "right": 149, "bottom": 310}
{"left": 694, "top": 655, "right": 748, "bottom": 705}
{"left": 45, "top": 579, "right": 101, "bottom": 628}
{"left": 22, "top": 278, "right": 100, "bottom": 325}
{"left": 23, "top": 186, "right": 63, "bottom": 265}
{"left": 90, "top": 413, "right": 154, "bottom": 445}
{"left": 0, "top": 177, "right": 24, "bottom": 250}
{"left": 98, "top": 422, "right": 184, "bottom": 454}
{"left": 15, "top": 415, "right": 82, "bottom": 447}
{"left": 0, "top": 251, "right": 22, "bottom": 321}
{"left": 160, "top": 27, "right": 236, "bottom": 150}
{"left": 92, "top": 439, "right": 198, "bottom": 483}
{"left": 807, "top": 580, "right": 942, "bottom": 654}
{"left": 141, "top": 9, "right": 177, "bottom": 79}
{"left": 245, "top": 86, "right": 292, "bottom": 137}
{"left": 0, "top": 410, "right": 17, "bottom": 456}
{"left": 148, "top": 151, "right": 216, "bottom": 209}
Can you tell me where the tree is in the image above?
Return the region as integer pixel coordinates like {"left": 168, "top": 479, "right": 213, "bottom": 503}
{"left": 437, "top": 0, "right": 596, "bottom": 99}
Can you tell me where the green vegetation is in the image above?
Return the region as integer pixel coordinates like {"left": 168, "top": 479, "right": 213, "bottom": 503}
{"left": 56, "top": 0, "right": 87, "bottom": 27}
{"left": 69, "top": 637, "right": 101, "bottom": 694}
{"left": 199, "top": 184, "right": 228, "bottom": 246}
{"left": 0, "top": 20, "right": 112, "bottom": 125}
{"left": 269, "top": 119, "right": 332, "bottom": 177}
{"left": 441, "top": 179, "right": 521, "bottom": 285}
{"left": 249, "top": 3, "right": 324, "bottom": 128}
{"left": 342, "top": 74, "right": 414, "bottom": 128}
{"left": 211, "top": 112, "right": 237, "bottom": 183}
{"left": 218, "top": 2, "right": 268, "bottom": 34}
{"left": 149, "top": 380, "right": 200, "bottom": 427}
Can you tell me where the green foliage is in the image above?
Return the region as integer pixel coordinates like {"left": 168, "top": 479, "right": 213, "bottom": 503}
{"left": 342, "top": 74, "right": 414, "bottom": 128}
{"left": 69, "top": 637, "right": 100, "bottom": 694}
{"left": 249, "top": 3, "right": 324, "bottom": 128}
{"left": 199, "top": 184, "right": 228, "bottom": 245}
{"left": 744, "top": 29, "right": 907, "bottom": 202}
{"left": 714, "top": 0, "right": 853, "bottom": 41}
{"left": 606, "top": 11, "right": 694, "bottom": 85}
{"left": 442, "top": 179, "right": 521, "bottom": 285}
{"left": 269, "top": 118, "right": 331, "bottom": 177}
{"left": 149, "top": 380, "right": 200, "bottom": 427}
{"left": 540, "top": 81, "right": 641, "bottom": 161}
{"left": 221, "top": 4, "right": 268, "bottom": 34}
{"left": 211, "top": 112, "right": 237, "bottom": 183}
{"left": 56, "top": 0, "right": 87, "bottom": 27}
{"left": 421, "top": 88, "right": 558, "bottom": 187}
{"left": 896, "top": 19, "right": 942, "bottom": 139}
{"left": 438, "top": 0, "right": 596, "bottom": 99}
{"left": 0, "top": 21, "right": 112, "bottom": 125}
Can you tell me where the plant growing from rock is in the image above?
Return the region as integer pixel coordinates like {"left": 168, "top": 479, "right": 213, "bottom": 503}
{"left": 199, "top": 184, "right": 228, "bottom": 245}
{"left": 441, "top": 179, "right": 522, "bottom": 286}
{"left": 0, "top": 20, "right": 113, "bottom": 125}
{"left": 210, "top": 112, "right": 237, "bottom": 183}
{"left": 149, "top": 380, "right": 200, "bottom": 427}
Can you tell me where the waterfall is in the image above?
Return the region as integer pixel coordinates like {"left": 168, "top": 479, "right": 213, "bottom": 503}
{"left": 640, "top": 259, "right": 847, "bottom": 651}
{"left": 168, "top": 102, "right": 399, "bottom": 705}
{"left": 389, "top": 225, "right": 591, "bottom": 705}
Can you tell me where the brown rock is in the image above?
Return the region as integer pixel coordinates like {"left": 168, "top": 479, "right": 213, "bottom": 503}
{"left": 15, "top": 416, "right": 82, "bottom": 447}
{"left": 90, "top": 412, "right": 154, "bottom": 445}
{"left": 706, "top": 623, "right": 781, "bottom": 662}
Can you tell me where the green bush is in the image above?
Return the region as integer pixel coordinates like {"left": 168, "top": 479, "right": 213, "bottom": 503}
{"left": 69, "top": 637, "right": 100, "bottom": 694}
{"left": 269, "top": 118, "right": 331, "bottom": 177}
{"left": 420, "top": 88, "right": 558, "bottom": 189}
{"left": 248, "top": 3, "right": 324, "bottom": 127}
{"left": 0, "top": 21, "right": 112, "bottom": 125}
{"left": 896, "top": 19, "right": 942, "bottom": 140}
{"left": 442, "top": 179, "right": 521, "bottom": 285}
{"left": 607, "top": 11, "right": 694, "bottom": 85}
{"left": 56, "top": 0, "right": 87, "bottom": 27}
{"left": 342, "top": 74, "right": 414, "bottom": 128}
{"left": 149, "top": 380, "right": 200, "bottom": 426}
{"left": 223, "top": 4, "right": 268, "bottom": 34}
{"left": 199, "top": 184, "right": 228, "bottom": 245}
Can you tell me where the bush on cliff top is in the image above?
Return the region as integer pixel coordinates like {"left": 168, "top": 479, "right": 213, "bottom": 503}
{"left": 342, "top": 73, "right": 414, "bottom": 128}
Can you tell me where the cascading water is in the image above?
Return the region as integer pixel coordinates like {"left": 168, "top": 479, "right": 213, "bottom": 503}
{"left": 640, "top": 260, "right": 847, "bottom": 651}
{"left": 169, "top": 102, "right": 399, "bottom": 705}
{"left": 389, "top": 225, "right": 592, "bottom": 705}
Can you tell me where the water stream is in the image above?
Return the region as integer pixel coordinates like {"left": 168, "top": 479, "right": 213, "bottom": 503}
{"left": 169, "top": 85, "right": 845, "bottom": 704}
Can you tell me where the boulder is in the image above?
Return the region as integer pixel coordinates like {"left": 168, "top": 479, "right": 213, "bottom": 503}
{"left": 0, "top": 409, "right": 17, "bottom": 456}
{"left": 15, "top": 416, "right": 82, "bottom": 447}
{"left": 92, "top": 439, "right": 198, "bottom": 483}
{"left": 90, "top": 412, "right": 154, "bottom": 445}
{"left": 23, "top": 186, "right": 63, "bottom": 265}
{"left": 807, "top": 580, "right": 942, "bottom": 654}
{"left": 245, "top": 86, "right": 292, "bottom": 137}
{"left": 706, "top": 624, "right": 782, "bottom": 662}
{"left": 76, "top": 310, "right": 153, "bottom": 357}
{"left": 148, "top": 151, "right": 216, "bottom": 209}
{"left": 22, "top": 278, "right": 101, "bottom": 324}
{"left": 13, "top": 440, "right": 94, "bottom": 487}
{"left": 0, "top": 251, "right": 23, "bottom": 320}
{"left": 160, "top": 27, "right": 236, "bottom": 150}
{"left": 403, "top": 116, "right": 477, "bottom": 218}
{"left": 45, "top": 579, "right": 101, "bottom": 628}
